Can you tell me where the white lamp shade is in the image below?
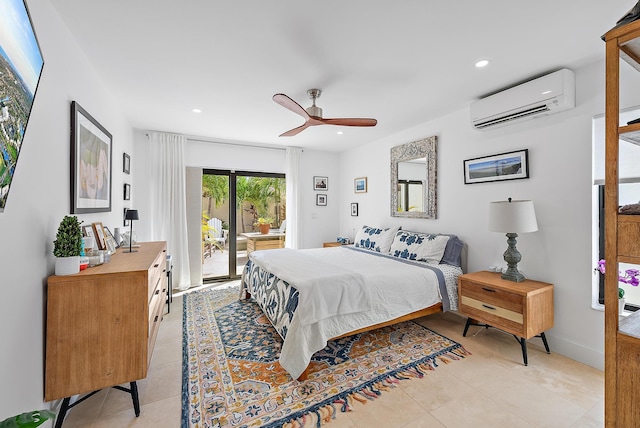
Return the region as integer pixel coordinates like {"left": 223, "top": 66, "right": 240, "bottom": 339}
{"left": 488, "top": 199, "right": 538, "bottom": 233}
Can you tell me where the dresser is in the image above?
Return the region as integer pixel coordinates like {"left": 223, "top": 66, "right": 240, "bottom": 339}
{"left": 458, "top": 270, "right": 554, "bottom": 365}
{"left": 45, "top": 241, "right": 167, "bottom": 423}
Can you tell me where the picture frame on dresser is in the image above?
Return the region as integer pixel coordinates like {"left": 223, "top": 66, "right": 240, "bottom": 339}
{"left": 92, "top": 222, "right": 107, "bottom": 250}
{"left": 70, "top": 101, "right": 113, "bottom": 213}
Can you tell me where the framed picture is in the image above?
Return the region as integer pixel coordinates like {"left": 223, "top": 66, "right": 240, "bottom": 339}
{"left": 70, "top": 101, "right": 113, "bottom": 213}
{"left": 354, "top": 177, "right": 368, "bottom": 193}
{"left": 463, "top": 149, "right": 529, "bottom": 184}
{"left": 103, "top": 226, "right": 119, "bottom": 248}
{"left": 351, "top": 202, "right": 359, "bottom": 216}
{"left": 92, "top": 222, "right": 107, "bottom": 250}
{"left": 124, "top": 208, "right": 130, "bottom": 227}
{"left": 313, "top": 176, "right": 328, "bottom": 190}
{"left": 124, "top": 183, "right": 131, "bottom": 200}
{"left": 316, "top": 194, "right": 327, "bottom": 206}
{"left": 0, "top": 0, "right": 44, "bottom": 213}
{"left": 123, "top": 153, "right": 131, "bottom": 174}
{"left": 105, "top": 236, "right": 117, "bottom": 255}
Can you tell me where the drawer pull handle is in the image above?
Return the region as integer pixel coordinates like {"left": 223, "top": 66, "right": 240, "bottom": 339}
{"left": 482, "top": 304, "right": 496, "bottom": 311}
{"left": 482, "top": 288, "right": 496, "bottom": 293}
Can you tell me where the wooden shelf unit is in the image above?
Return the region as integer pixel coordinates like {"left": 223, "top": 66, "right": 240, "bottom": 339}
{"left": 603, "top": 19, "right": 640, "bottom": 427}
{"left": 45, "top": 241, "right": 167, "bottom": 402}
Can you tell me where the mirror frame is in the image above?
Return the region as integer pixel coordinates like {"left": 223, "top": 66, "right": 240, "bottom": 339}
{"left": 390, "top": 135, "right": 437, "bottom": 219}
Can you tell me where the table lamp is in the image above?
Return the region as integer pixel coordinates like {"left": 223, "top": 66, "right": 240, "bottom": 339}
{"left": 488, "top": 198, "right": 538, "bottom": 282}
{"left": 123, "top": 209, "right": 139, "bottom": 253}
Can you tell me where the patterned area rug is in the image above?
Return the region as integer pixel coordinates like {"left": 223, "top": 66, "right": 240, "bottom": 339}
{"left": 182, "top": 285, "right": 470, "bottom": 427}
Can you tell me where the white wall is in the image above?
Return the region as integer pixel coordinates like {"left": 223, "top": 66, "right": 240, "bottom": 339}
{"left": 339, "top": 60, "right": 625, "bottom": 371}
{"left": 0, "top": 0, "right": 133, "bottom": 419}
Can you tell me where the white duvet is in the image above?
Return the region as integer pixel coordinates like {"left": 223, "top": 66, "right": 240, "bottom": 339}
{"left": 247, "top": 246, "right": 461, "bottom": 379}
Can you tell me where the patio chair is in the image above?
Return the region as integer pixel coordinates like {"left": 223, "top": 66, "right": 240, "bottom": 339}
{"left": 207, "top": 217, "right": 228, "bottom": 252}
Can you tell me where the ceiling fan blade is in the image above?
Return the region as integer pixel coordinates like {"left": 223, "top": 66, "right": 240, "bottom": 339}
{"left": 273, "top": 93, "right": 309, "bottom": 119}
{"left": 279, "top": 122, "right": 311, "bottom": 137}
{"left": 320, "top": 118, "right": 378, "bottom": 127}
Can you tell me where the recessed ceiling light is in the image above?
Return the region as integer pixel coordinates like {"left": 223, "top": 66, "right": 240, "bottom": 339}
{"left": 541, "top": 90, "right": 552, "bottom": 95}
{"left": 475, "top": 60, "right": 490, "bottom": 68}
{"left": 337, "top": 131, "right": 343, "bottom": 135}
{"left": 192, "top": 108, "right": 202, "bottom": 113}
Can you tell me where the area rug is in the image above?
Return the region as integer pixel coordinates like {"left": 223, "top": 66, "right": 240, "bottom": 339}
{"left": 182, "top": 285, "right": 470, "bottom": 428}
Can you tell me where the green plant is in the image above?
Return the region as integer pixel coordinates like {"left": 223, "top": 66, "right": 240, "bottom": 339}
{"left": 253, "top": 217, "right": 274, "bottom": 226}
{"left": 53, "top": 215, "right": 83, "bottom": 257}
{"left": 0, "top": 409, "right": 55, "bottom": 428}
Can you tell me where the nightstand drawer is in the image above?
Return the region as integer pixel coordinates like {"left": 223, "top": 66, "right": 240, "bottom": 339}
{"left": 460, "top": 295, "right": 523, "bottom": 324}
{"left": 459, "top": 281, "right": 524, "bottom": 314}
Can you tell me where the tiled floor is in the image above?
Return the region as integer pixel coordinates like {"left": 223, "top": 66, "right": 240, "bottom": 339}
{"left": 61, "top": 284, "right": 604, "bottom": 428}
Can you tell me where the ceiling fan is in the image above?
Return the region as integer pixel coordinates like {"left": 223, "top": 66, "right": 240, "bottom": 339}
{"left": 272, "top": 89, "right": 377, "bottom": 137}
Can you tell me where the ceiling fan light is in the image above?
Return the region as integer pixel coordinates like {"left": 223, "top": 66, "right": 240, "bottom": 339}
{"left": 306, "top": 105, "right": 322, "bottom": 118}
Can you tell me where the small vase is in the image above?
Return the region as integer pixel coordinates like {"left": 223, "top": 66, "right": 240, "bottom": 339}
{"left": 55, "top": 256, "right": 80, "bottom": 275}
{"left": 619, "top": 298, "right": 626, "bottom": 315}
{"left": 259, "top": 224, "right": 270, "bottom": 234}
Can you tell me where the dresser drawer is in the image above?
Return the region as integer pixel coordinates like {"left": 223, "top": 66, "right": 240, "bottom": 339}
{"left": 147, "top": 247, "right": 166, "bottom": 303}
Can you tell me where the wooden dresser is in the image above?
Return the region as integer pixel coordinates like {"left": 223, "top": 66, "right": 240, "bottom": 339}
{"left": 45, "top": 241, "right": 167, "bottom": 402}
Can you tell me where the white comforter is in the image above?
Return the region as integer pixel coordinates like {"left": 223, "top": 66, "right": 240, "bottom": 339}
{"left": 247, "top": 246, "right": 460, "bottom": 379}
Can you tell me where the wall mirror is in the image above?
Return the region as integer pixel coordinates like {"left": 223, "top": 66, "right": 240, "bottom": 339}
{"left": 390, "top": 135, "right": 437, "bottom": 218}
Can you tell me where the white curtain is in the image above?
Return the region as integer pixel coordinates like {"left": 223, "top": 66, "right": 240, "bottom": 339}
{"left": 285, "top": 147, "right": 302, "bottom": 249}
{"left": 148, "top": 131, "right": 191, "bottom": 291}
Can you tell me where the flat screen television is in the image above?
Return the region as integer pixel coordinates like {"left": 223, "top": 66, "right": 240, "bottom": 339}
{"left": 0, "top": 0, "right": 44, "bottom": 212}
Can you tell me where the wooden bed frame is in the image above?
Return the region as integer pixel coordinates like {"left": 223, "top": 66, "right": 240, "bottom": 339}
{"left": 295, "top": 302, "right": 443, "bottom": 381}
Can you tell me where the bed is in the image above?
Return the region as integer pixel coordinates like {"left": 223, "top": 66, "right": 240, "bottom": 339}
{"left": 240, "top": 226, "right": 466, "bottom": 380}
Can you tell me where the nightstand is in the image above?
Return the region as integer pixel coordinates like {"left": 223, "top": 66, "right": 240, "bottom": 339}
{"left": 458, "top": 270, "right": 554, "bottom": 365}
{"left": 323, "top": 242, "right": 344, "bottom": 248}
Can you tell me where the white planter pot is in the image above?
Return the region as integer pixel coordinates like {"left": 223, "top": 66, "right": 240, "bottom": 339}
{"left": 619, "top": 298, "right": 626, "bottom": 315}
{"left": 55, "top": 256, "right": 80, "bottom": 276}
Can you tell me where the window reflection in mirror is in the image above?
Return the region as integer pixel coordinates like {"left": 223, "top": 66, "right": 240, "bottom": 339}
{"left": 390, "top": 136, "right": 437, "bottom": 219}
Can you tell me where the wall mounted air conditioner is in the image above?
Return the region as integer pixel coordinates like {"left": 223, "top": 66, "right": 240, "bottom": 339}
{"left": 470, "top": 68, "right": 575, "bottom": 130}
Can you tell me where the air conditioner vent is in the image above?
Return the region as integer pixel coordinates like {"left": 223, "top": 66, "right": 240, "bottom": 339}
{"left": 470, "top": 69, "right": 575, "bottom": 130}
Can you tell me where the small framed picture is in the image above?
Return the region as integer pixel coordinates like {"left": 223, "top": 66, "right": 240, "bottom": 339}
{"left": 316, "top": 194, "right": 327, "bottom": 206}
{"left": 313, "top": 176, "right": 328, "bottom": 191}
{"left": 124, "top": 183, "right": 131, "bottom": 200}
{"left": 92, "top": 222, "right": 107, "bottom": 250}
{"left": 82, "top": 225, "right": 94, "bottom": 238}
{"left": 105, "top": 236, "right": 117, "bottom": 255}
{"left": 354, "top": 177, "right": 367, "bottom": 193}
{"left": 124, "top": 208, "right": 130, "bottom": 227}
{"left": 123, "top": 152, "right": 131, "bottom": 174}
{"left": 351, "top": 202, "right": 359, "bottom": 216}
{"left": 104, "top": 227, "right": 119, "bottom": 248}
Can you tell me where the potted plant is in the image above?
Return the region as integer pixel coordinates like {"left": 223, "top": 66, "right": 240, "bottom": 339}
{"left": 595, "top": 259, "right": 640, "bottom": 314}
{"left": 53, "top": 215, "right": 83, "bottom": 275}
{"left": 254, "top": 217, "right": 273, "bottom": 235}
{"left": 0, "top": 409, "right": 55, "bottom": 427}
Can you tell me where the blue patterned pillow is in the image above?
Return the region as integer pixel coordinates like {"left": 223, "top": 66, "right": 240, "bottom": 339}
{"left": 354, "top": 225, "right": 399, "bottom": 253}
{"left": 390, "top": 231, "right": 450, "bottom": 262}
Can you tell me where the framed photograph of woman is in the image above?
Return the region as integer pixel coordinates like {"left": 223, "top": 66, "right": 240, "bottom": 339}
{"left": 70, "top": 101, "right": 113, "bottom": 214}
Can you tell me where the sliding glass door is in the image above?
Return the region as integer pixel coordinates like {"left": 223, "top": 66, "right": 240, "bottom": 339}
{"left": 202, "top": 169, "right": 285, "bottom": 282}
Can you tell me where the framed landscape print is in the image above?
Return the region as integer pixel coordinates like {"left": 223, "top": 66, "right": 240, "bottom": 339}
{"left": 354, "top": 177, "right": 367, "bottom": 193}
{"left": 0, "top": 0, "right": 44, "bottom": 213}
{"left": 70, "top": 101, "right": 113, "bottom": 213}
{"left": 463, "top": 149, "right": 529, "bottom": 184}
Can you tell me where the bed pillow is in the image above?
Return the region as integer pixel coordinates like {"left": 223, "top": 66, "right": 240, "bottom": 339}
{"left": 390, "top": 230, "right": 450, "bottom": 262}
{"left": 438, "top": 234, "right": 464, "bottom": 267}
{"left": 353, "top": 225, "right": 399, "bottom": 253}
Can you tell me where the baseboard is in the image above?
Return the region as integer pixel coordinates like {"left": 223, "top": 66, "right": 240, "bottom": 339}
{"left": 543, "top": 333, "right": 604, "bottom": 371}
